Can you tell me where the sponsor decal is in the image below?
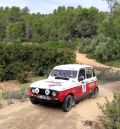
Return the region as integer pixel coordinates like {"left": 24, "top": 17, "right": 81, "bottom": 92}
{"left": 45, "top": 81, "right": 63, "bottom": 86}
{"left": 82, "top": 82, "right": 86, "bottom": 93}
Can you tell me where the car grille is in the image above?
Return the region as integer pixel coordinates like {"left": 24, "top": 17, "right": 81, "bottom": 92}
{"left": 38, "top": 89, "right": 52, "bottom": 96}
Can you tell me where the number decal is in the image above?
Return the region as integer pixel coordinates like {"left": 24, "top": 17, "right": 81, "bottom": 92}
{"left": 82, "top": 82, "right": 86, "bottom": 93}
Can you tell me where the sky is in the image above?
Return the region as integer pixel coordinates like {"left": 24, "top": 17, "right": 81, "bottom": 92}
{"left": 0, "top": 0, "right": 109, "bottom": 14}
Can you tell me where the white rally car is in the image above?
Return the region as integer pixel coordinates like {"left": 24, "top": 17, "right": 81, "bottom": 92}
{"left": 28, "top": 64, "right": 99, "bottom": 112}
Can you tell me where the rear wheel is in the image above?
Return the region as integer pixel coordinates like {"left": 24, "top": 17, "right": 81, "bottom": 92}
{"left": 30, "top": 97, "right": 39, "bottom": 104}
{"left": 62, "top": 95, "right": 73, "bottom": 112}
{"left": 91, "top": 87, "right": 99, "bottom": 98}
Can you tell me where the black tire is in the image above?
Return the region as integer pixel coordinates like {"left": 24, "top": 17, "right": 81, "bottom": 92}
{"left": 30, "top": 97, "right": 39, "bottom": 104}
{"left": 62, "top": 95, "right": 73, "bottom": 112}
{"left": 91, "top": 87, "right": 99, "bottom": 98}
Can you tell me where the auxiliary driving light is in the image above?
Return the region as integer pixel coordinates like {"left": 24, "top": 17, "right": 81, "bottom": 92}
{"left": 35, "top": 88, "right": 39, "bottom": 94}
{"left": 45, "top": 89, "right": 50, "bottom": 95}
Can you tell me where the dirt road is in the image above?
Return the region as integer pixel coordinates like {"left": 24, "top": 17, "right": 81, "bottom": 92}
{"left": 0, "top": 81, "right": 120, "bottom": 129}
{"left": 76, "top": 52, "right": 120, "bottom": 71}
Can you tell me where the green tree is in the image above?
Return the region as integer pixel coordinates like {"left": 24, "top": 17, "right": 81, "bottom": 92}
{"left": 0, "top": 7, "right": 6, "bottom": 41}
{"left": 69, "top": 7, "right": 101, "bottom": 38}
{"left": 6, "top": 6, "right": 21, "bottom": 24}
{"left": 6, "top": 22, "right": 25, "bottom": 42}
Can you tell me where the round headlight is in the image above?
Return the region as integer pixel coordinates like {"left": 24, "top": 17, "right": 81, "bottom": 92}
{"left": 35, "top": 88, "right": 39, "bottom": 94}
{"left": 32, "top": 88, "right": 35, "bottom": 93}
{"left": 52, "top": 92, "right": 57, "bottom": 97}
{"left": 45, "top": 89, "right": 50, "bottom": 95}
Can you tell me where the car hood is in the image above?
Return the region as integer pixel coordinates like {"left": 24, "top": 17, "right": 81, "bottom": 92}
{"left": 30, "top": 78, "right": 77, "bottom": 91}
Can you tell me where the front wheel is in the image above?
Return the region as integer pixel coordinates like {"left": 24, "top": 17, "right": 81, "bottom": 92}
{"left": 62, "top": 95, "right": 73, "bottom": 112}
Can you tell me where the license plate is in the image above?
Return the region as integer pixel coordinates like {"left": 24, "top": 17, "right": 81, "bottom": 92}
{"left": 38, "top": 95, "right": 50, "bottom": 100}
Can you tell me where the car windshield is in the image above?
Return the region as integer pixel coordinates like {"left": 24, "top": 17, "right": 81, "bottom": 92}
{"left": 51, "top": 69, "right": 77, "bottom": 79}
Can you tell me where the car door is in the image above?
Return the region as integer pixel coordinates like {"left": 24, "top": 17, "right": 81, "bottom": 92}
{"left": 85, "top": 68, "right": 96, "bottom": 93}
{"left": 77, "top": 68, "right": 88, "bottom": 97}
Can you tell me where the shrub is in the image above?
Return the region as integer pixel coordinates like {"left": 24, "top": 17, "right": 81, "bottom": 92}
{"left": 95, "top": 38, "right": 120, "bottom": 61}
{"left": 0, "top": 68, "right": 5, "bottom": 81}
{"left": 97, "top": 93, "right": 120, "bottom": 129}
{"left": 0, "top": 43, "right": 75, "bottom": 83}
{"left": 16, "top": 71, "right": 28, "bottom": 83}
{"left": 105, "top": 60, "right": 120, "bottom": 68}
{"left": 79, "top": 35, "right": 104, "bottom": 53}
{"left": 41, "top": 39, "right": 79, "bottom": 50}
{"left": 79, "top": 35, "right": 120, "bottom": 62}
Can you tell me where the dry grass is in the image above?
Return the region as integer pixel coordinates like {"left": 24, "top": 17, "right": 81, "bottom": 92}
{"left": 0, "top": 76, "right": 46, "bottom": 101}
{"left": 2, "top": 89, "right": 28, "bottom": 100}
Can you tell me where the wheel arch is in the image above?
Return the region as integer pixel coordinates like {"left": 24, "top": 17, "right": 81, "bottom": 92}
{"left": 68, "top": 93, "right": 74, "bottom": 98}
{"left": 64, "top": 93, "right": 74, "bottom": 101}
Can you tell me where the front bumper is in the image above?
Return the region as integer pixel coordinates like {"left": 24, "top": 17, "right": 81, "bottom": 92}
{"left": 29, "top": 96, "right": 60, "bottom": 104}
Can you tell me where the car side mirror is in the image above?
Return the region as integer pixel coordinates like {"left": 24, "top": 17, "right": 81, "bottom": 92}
{"left": 78, "top": 76, "right": 84, "bottom": 81}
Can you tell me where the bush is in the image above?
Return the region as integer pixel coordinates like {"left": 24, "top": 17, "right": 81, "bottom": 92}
{"left": 79, "top": 37, "right": 92, "bottom": 53}
{"left": 95, "top": 38, "right": 120, "bottom": 61}
{"left": 79, "top": 34, "right": 106, "bottom": 54}
{"left": 105, "top": 60, "right": 120, "bottom": 68}
{"left": 97, "top": 93, "right": 120, "bottom": 129}
{"left": 79, "top": 35, "right": 120, "bottom": 63}
{"left": 0, "top": 68, "right": 5, "bottom": 81}
{"left": 41, "top": 39, "right": 79, "bottom": 50}
{"left": 0, "top": 43, "right": 75, "bottom": 83}
{"left": 16, "top": 71, "right": 28, "bottom": 83}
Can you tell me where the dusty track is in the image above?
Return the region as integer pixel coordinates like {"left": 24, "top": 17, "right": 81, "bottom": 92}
{"left": 76, "top": 52, "right": 120, "bottom": 71}
{"left": 0, "top": 82, "right": 120, "bottom": 129}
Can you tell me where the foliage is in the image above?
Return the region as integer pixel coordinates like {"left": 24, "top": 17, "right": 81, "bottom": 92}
{"left": 79, "top": 37, "right": 97, "bottom": 53}
{"left": 0, "top": 43, "right": 75, "bottom": 83}
{"left": 69, "top": 7, "right": 102, "bottom": 38}
{"left": 105, "top": 60, "right": 120, "bottom": 68}
{"left": 78, "top": 1, "right": 120, "bottom": 66}
{"left": 6, "top": 22, "right": 25, "bottom": 42}
{"left": 79, "top": 34, "right": 120, "bottom": 62}
{"left": 0, "top": 6, "right": 103, "bottom": 43}
{"left": 97, "top": 93, "right": 120, "bottom": 129}
{"left": 95, "top": 38, "right": 120, "bottom": 61}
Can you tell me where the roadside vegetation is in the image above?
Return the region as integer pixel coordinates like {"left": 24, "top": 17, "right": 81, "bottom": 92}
{"left": 0, "top": 76, "right": 45, "bottom": 107}
{"left": 94, "top": 93, "right": 120, "bottom": 129}
{"left": 77, "top": 0, "right": 120, "bottom": 67}
{"left": 0, "top": 43, "right": 75, "bottom": 83}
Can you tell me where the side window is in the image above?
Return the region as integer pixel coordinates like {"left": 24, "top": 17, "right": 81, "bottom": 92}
{"left": 78, "top": 69, "right": 85, "bottom": 81}
{"left": 93, "top": 69, "right": 96, "bottom": 77}
{"left": 86, "top": 68, "right": 93, "bottom": 79}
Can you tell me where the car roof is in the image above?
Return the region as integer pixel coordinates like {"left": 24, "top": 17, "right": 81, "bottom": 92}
{"left": 54, "top": 64, "right": 93, "bottom": 70}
